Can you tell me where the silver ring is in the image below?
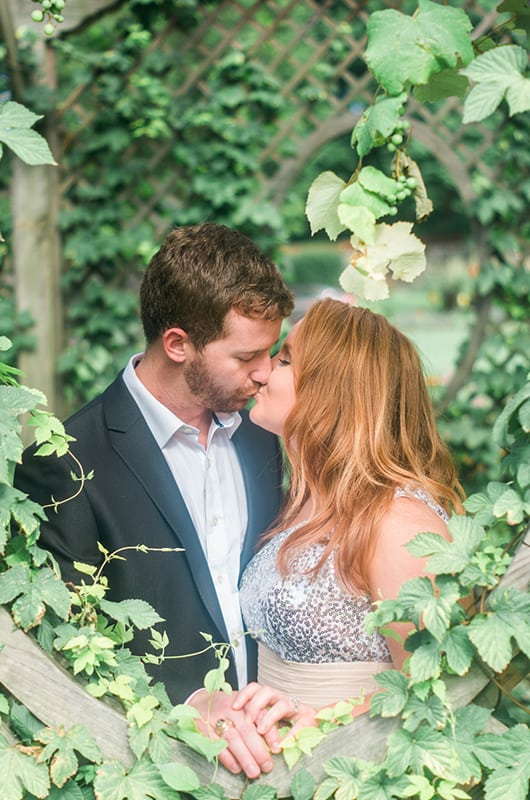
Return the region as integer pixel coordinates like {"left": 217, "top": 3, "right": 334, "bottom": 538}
{"left": 289, "top": 695, "right": 300, "bottom": 713}
{"left": 215, "top": 718, "right": 234, "bottom": 737}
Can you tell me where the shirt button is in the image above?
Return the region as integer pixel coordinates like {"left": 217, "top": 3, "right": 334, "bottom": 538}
{"left": 217, "top": 575, "right": 223, "bottom": 585}
{"left": 212, "top": 517, "right": 218, "bottom": 526}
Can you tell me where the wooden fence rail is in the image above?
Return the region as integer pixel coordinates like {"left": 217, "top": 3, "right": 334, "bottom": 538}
{"left": 0, "top": 526, "right": 528, "bottom": 797}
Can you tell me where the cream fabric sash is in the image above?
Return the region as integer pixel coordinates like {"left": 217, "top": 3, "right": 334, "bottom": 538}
{"left": 258, "top": 643, "right": 392, "bottom": 708}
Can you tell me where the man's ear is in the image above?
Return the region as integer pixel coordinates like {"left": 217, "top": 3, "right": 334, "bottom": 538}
{"left": 162, "top": 328, "right": 194, "bottom": 364}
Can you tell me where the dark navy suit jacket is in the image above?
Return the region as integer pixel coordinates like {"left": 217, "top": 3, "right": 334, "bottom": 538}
{"left": 15, "top": 373, "right": 284, "bottom": 702}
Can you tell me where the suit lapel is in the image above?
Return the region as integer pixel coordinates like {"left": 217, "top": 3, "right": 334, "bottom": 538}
{"left": 101, "top": 376, "right": 230, "bottom": 641}
{"left": 232, "top": 413, "right": 265, "bottom": 575}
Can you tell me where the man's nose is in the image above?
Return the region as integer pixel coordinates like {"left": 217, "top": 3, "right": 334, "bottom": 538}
{"left": 250, "top": 354, "right": 272, "bottom": 385}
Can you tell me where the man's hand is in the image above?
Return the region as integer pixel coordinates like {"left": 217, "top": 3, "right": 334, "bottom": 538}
{"left": 232, "top": 682, "right": 317, "bottom": 741}
{"left": 188, "top": 689, "right": 280, "bottom": 779}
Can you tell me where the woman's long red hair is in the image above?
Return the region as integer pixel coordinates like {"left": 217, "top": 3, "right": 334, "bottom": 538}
{"left": 268, "top": 298, "right": 464, "bottom": 595}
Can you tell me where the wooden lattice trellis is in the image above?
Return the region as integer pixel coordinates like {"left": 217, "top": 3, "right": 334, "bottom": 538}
{"left": 1, "top": 0, "right": 512, "bottom": 412}
{"left": 52, "top": 0, "right": 502, "bottom": 224}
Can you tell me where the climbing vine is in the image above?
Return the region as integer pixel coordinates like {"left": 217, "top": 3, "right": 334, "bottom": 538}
{"left": 0, "top": 1, "right": 529, "bottom": 798}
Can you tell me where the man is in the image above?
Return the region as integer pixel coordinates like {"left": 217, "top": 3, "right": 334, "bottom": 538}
{"left": 15, "top": 222, "right": 294, "bottom": 778}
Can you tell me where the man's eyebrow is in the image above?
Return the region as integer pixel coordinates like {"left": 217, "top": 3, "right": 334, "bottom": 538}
{"left": 234, "top": 347, "right": 268, "bottom": 356}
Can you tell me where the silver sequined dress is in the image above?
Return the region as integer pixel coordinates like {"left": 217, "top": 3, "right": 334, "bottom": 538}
{"left": 240, "top": 487, "right": 448, "bottom": 666}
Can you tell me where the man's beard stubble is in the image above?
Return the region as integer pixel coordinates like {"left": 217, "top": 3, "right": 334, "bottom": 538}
{"left": 183, "top": 356, "right": 246, "bottom": 412}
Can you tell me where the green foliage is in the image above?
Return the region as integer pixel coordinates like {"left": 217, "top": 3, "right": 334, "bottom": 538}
{"left": 0, "top": 3, "right": 529, "bottom": 799}
{"left": 25, "top": 1, "right": 289, "bottom": 409}
{"left": 0, "top": 102, "right": 56, "bottom": 166}
{"left": 306, "top": 0, "right": 529, "bottom": 302}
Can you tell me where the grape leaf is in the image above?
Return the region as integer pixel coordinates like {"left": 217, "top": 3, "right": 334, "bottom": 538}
{"left": 157, "top": 762, "right": 201, "bottom": 792}
{"left": 366, "top": 1, "right": 473, "bottom": 96}
{"left": 339, "top": 182, "right": 395, "bottom": 220}
{"left": 45, "top": 781, "right": 85, "bottom": 799}
{"left": 100, "top": 598, "right": 164, "bottom": 629}
{"left": 0, "top": 736, "right": 50, "bottom": 800}
{"left": 339, "top": 261, "right": 389, "bottom": 301}
{"left": 443, "top": 625, "right": 474, "bottom": 676}
{"left": 242, "top": 786, "right": 277, "bottom": 800}
{"left": 461, "top": 45, "right": 530, "bottom": 122}
{"left": 37, "top": 725, "right": 102, "bottom": 788}
{"left": 406, "top": 515, "right": 485, "bottom": 574}
{"left": 482, "top": 759, "right": 530, "bottom": 800}
{"left": 408, "top": 635, "right": 442, "bottom": 682}
{"left": 492, "top": 487, "right": 526, "bottom": 524}
{"left": 305, "top": 171, "right": 347, "bottom": 240}
{"left": 467, "top": 588, "right": 530, "bottom": 672}
{"left": 414, "top": 68, "right": 469, "bottom": 102}
{"left": 351, "top": 93, "right": 407, "bottom": 157}
{"left": 94, "top": 758, "right": 180, "bottom": 800}
{"left": 385, "top": 726, "right": 459, "bottom": 780}
{"left": 337, "top": 205, "right": 375, "bottom": 243}
{"left": 0, "top": 564, "right": 71, "bottom": 629}
{"left": 290, "top": 767, "right": 315, "bottom": 800}
{"left": 438, "top": 705, "right": 491, "bottom": 784}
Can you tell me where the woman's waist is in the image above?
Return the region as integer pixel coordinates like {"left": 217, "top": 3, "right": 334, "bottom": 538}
{"left": 257, "top": 642, "right": 393, "bottom": 708}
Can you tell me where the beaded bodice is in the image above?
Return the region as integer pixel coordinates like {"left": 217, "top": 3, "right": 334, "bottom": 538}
{"left": 240, "top": 487, "right": 448, "bottom": 664}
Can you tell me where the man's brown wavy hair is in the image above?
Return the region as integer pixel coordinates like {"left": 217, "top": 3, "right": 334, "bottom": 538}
{"left": 140, "top": 222, "right": 294, "bottom": 348}
{"left": 270, "top": 298, "right": 464, "bottom": 595}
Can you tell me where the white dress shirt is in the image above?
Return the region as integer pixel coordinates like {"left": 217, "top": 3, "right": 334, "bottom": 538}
{"left": 122, "top": 355, "right": 249, "bottom": 686}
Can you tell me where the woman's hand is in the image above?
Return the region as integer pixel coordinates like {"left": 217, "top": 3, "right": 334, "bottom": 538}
{"left": 232, "top": 682, "right": 317, "bottom": 743}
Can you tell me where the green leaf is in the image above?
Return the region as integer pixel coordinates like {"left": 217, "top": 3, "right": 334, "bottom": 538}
{"left": 358, "top": 166, "right": 401, "bottom": 203}
{"left": 337, "top": 205, "right": 376, "bottom": 243}
{"left": 100, "top": 598, "right": 164, "bottom": 629}
{"left": 518, "top": 399, "right": 530, "bottom": 433}
{"left": 467, "top": 588, "right": 530, "bottom": 672}
{"left": 0, "top": 123, "right": 57, "bottom": 166}
{"left": 461, "top": 45, "right": 530, "bottom": 123}
{"left": 175, "top": 728, "right": 226, "bottom": 762}
{"left": 408, "top": 634, "right": 442, "bottom": 682}
{"left": 406, "top": 516, "right": 485, "bottom": 574}
{"left": 314, "top": 777, "right": 339, "bottom": 800}
{"left": 493, "top": 382, "right": 530, "bottom": 445}
{"left": 0, "top": 101, "right": 41, "bottom": 129}
{"left": 305, "top": 171, "right": 347, "bottom": 240}
{"left": 45, "top": 781, "right": 85, "bottom": 799}
{"left": 290, "top": 767, "right": 315, "bottom": 800}
{"left": 191, "top": 783, "right": 229, "bottom": 800}
{"left": 0, "top": 737, "right": 50, "bottom": 800}
{"left": 402, "top": 692, "right": 446, "bottom": 733}
{"left": 482, "top": 758, "right": 530, "bottom": 800}
{"left": 461, "top": 44, "right": 527, "bottom": 85}
{"left": 37, "top": 724, "right": 102, "bottom": 788}
{"left": 492, "top": 487, "right": 526, "bottom": 524}
{"left": 351, "top": 94, "right": 407, "bottom": 157}
{"left": 1, "top": 564, "right": 71, "bottom": 629}
{"left": 442, "top": 626, "right": 474, "bottom": 675}
{"left": 295, "top": 725, "right": 326, "bottom": 754}
{"left": 242, "top": 786, "right": 277, "bottom": 800}
{"left": 385, "top": 726, "right": 459, "bottom": 779}
{"left": 94, "top": 758, "right": 180, "bottom": 800}
{"left": 323, "top": 757, "right": 363, "bottom": 798}
{"left": 462, "top": 82, "right": 507, "bottom": 123}
{"left": 360, "top": 769, "right": 410, "bottom": 799}
{"left": 370, "top": 670, "right": 409, "bottom": 717}
{"left": 474, "top": 723, "right": 530, "bottom": 770}
{"left": 339, "top": 182, "right": 395, "bottom": 221}
{"left": 414, "top": 68, "right": 469, "bottom": 102}
{"left": 366, "top": 1, "right": 473, "bottom": 96}
{"left": 157, "top": 762, "right": 201, "bottom": 792}
{"left": 437, "top": 705, "right": 491, "bottom": 784}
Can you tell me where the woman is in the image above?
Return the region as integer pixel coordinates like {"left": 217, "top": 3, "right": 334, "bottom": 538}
{"left": 233, "top": 298, "right": 464, "bottom": 735}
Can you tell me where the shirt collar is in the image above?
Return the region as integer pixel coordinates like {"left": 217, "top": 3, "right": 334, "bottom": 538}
{"left": 122, "top": 354, "right": 242, "bottom": 448}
